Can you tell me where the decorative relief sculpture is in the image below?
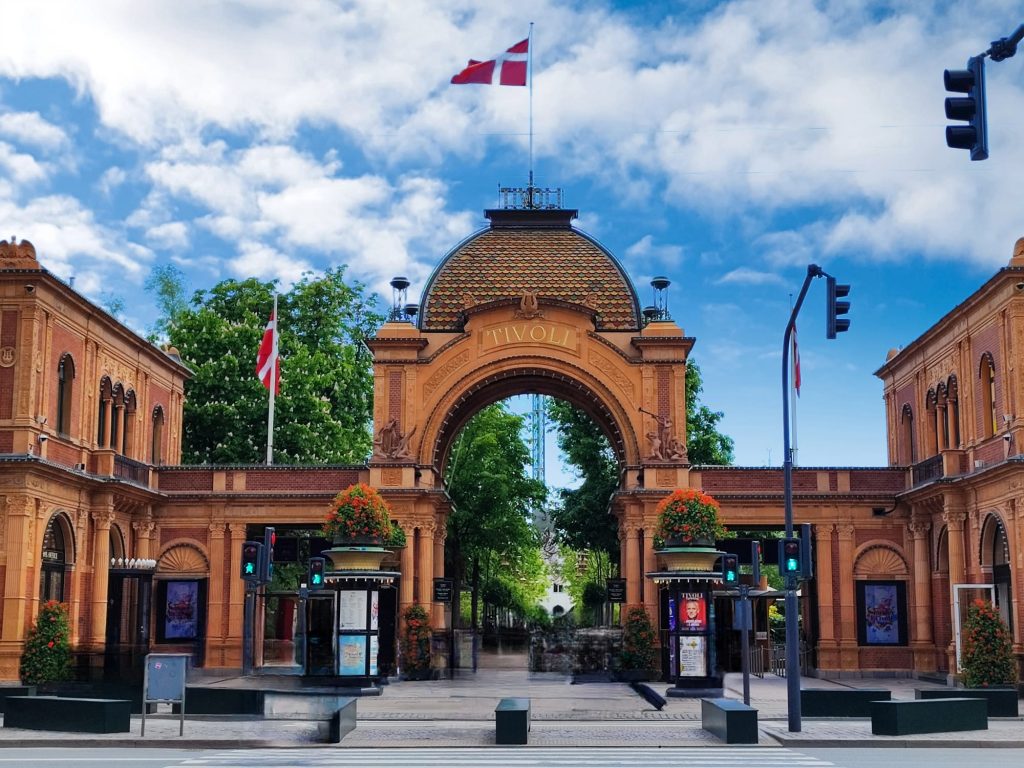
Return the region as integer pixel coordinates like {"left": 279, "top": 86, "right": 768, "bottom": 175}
{"left": 640, "top": 407, "right": 687, "bottom": 462}
{"left": 372, "top": 418, "right": 416, "bottom": 460}
{"left": 515, "top": 290, "right": 544, "bottom": 320}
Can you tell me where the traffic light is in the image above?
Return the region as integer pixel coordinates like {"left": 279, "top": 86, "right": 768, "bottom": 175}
{"left": 826, "top": 276, "right": 850, "bottom": 339}
{"left": 241, "top": 541, "right": 262, "bottom": 582}
{"left": 944, "top": 56, "right": 988, "bottom": 161}
{"left": 721, "top": 554, "right": 739, "bottom": 586}
{"left": 780, "top": 537, "right": 801, "bottom": 576}
{"left": 261, "top": 526, "right": 276, "bottom": 583}
{"left": 308, "top": 557, "right": 325, "bottom": 588}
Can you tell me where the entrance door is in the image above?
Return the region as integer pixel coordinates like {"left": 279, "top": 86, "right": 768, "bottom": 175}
{"left": 306, "top": 594, "right": 335, "bottom": 675}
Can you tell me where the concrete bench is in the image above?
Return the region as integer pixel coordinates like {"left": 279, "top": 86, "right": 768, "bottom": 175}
{"left": 495, "top": 697, "right": 530, "bottom": 745}
{"left": 3, "top": 695, "right": 131, "bottom": 733}
{"left": 0, "top": 686, "right": 35, "bottom": 714}
{"left": 916, "top": 687, "right": 1019, "bottom": 717}
{"left": 171, "top": 686, "right": 264, "bottom": 715}
{"left": 871, "top": 698, "right": 987, "bottom": 735}
{"left": 327, "top": 698, "right": 357, "bottom": 743}
{"left": 701, "top": 698, "right": 758, "bottom": 744}
{"left": 801, "top": 688, "right": 891, "bottom": 717}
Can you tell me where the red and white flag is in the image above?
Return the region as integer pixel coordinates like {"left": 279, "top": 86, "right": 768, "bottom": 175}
{"left": 256, "top": 306, "right": 280, "bottom": 394}
{"left": 792, "top": 325, "right": 801, "bottom": 396}
{"left": 451, "top": 38, "right": 528, "bottom": 86}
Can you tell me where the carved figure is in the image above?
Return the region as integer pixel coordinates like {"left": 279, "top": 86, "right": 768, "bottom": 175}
{"left": 462, "top": 292, "right": 477, "bottom": 309}
{"left": 372, "top": 419, "right": 416, "bottom": 460}
{"left": 393, "top": 425, "right": 417, "bottom": 459}
{"left": 515, "top": 290, "right": 544, "bottom": 319}
{"left": 666, "top": 436, "right": 688, "bottom": 462}
{"left": 646, "top": 430, "right": 664, "bottom": 460}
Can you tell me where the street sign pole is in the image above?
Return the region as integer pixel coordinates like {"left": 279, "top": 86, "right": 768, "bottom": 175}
{"left": 242, "top": 584, "right": 255, "bottom": 676}
{"left": 738, "top": 583, "right": 751, "bottom": 706}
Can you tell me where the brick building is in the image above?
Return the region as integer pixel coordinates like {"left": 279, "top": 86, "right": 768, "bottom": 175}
{"left": 0, "top": 216, "right": 1020, "bottom": 684}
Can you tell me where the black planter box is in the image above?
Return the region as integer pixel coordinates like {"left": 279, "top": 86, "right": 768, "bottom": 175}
{"left": 801, "top": 688, "right": 891, "bottom": 717}
{"left": 871, "top": 698, "right": 987, "bottom": 736}
{"left": 495, "top": 697, "right": 530, "bottom": 745}
{"left": 3, "top": 696, "right": 131, "bottom": 733}
{"left": 0, "top": 686, "right": 35, "bottom": 714}
{"left": 701, "top": 698, "right": 758, "bottom": 744}
{"left": 171, "top": 687, "right": 264, "bottom": 715}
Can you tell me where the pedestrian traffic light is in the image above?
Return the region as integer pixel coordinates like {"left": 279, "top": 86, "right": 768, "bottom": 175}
{"left": 944, "top": 56, "right": 988, "bottom": 161}
{"left": 826, "top": 276, "right": 850, "bottom": 339}
{"left": 261, "top": 526, "right": 276, "bottom": 583}
{"left": 780, "top": 537, "right": 801, "bottom": 576}
{"left": 241, "top": 541, "right": 262, "bottom": 582}
{"left": 308, "top": 557, "right": 325, "bottom": 588}
{"left": 721, "top": 554, "right": 739, "bottom": 585}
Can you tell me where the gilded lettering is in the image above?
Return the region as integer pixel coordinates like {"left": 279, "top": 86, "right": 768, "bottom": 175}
{"left": 511, "top": 326, "right": 525, "bottom": 341}
{"left": 530, "top": 325, "right": 546, "bottom": 341}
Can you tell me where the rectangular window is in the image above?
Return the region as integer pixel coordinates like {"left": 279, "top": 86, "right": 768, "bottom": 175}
{"left": 856, "top": 580, "right": 908, "bottom": 646}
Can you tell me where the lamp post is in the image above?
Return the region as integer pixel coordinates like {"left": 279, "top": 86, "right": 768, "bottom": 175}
{"left": 781, "top": 264, "right": 823, "bottom": 732}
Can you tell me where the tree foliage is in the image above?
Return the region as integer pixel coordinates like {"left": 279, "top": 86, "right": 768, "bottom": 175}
{"left": 20, "top": 600, "right": 72, "bottom": 685}
{"left": 444, "top": 404, "right": 547, "bottom": 626}
{"left": 960, "top": 599, "right": 1017, "bottom": 687}
{"left": 159, "top": 268, "right": 383, "bottom": 464}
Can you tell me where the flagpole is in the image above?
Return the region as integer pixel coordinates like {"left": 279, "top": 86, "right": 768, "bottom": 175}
{"left": 266, "top": 293, "right": 277, "bottom": 465}
{"left": 528, "top": 21, "right": 534, "bottom": 190}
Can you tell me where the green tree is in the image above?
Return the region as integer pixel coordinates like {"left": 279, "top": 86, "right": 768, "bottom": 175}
{"left": 145, "top": 263, "right": 189, "bottom": 343}
{"left": 19, "top": 600, "right": 72, "bottom": 685}
{"left": 162, "top": 267, "right": 383, "bottom": 464}
{"left": 444, "top": 403, "right": 547, "bottom": 628}
{"left": 685, "top": 360, "right": 734, "bottom": 465}
{"left": 960, "top": 599, "right": 1017, "bottom": 687}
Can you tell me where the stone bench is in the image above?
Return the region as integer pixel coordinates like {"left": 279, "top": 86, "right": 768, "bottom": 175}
{"left": 495, "top": 697, "right": 530, "bottom": 745}
{"left": 327, "top": 698, "right": 357, "bottom": 743}
{"left": 171, "top": 686, "right": 264, "bottom": 715}
{"left": 916, "top": 687, "right": 1019, "bottom": 717}
{"left": 701, "top": 698, "right": 758, "bottom": 744}
{"left": 871, "top": 698, "right": 987, "bottom": 736}
{"left": 0, "top": 686, "right": 35, "bottom": 714}
{"left": 3, "top": 696, "right": 131, "bottom": 733}
{"left": 801, "top": 688, "right": 891, "bottom": 717}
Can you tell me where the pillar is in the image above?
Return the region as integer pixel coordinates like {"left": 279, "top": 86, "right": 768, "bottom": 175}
{"left": 641, "top": 527, "right": 657, "bottom": 613}
{"left": 621, "top": 524, "right": 640, "bottom": 607}
{"left": 909, "top": 518, "right": 935, "bottom": 672}
{"left": 89, "top": 502, "right": 114, "bottom": 648}
{"left": 814, "top": 524, "right": 839, "bottom": 671}
{"left": 1, "top": 496, "right": 33, "bottom": 643}
{"left": 399, "top": 524, "right": 414, "bottom": 611}
{"left": 206, "top": 523, "right": 226, "bottom": 664}
{"left": 943, "top": 506, "right": 967, "bottom": 673}
{"left": 836, "top": 524, "right": 858, "bottom": 669}
{"left": 100, "top": 396, "right": 112, "bottom": 447}
{"left": 132, "top": 514, "right": 155, "bottom": 559}
{"left": 226, "top": 523, "right": 247, "bottom": 666}
{"left": 432, "top": 527, "right": 446, "bottom": 630}
{"left": 417, "top": 523, "right": 434, "bottom": 608}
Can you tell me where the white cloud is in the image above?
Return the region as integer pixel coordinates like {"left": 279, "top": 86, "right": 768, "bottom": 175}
{"left": 0, "top": 111, "right": 69, "bottom": 150}
{"left": 0, "top": 142, "right": 49, "bottom": 184}
{"left": 716, "top": 267, "right": 785, "bottom": 286}
{"left": 626, "top": 235, "right": 684, "bottom": 266}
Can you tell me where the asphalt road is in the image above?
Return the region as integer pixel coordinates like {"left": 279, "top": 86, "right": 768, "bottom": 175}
{"left": 1, "top": 747, "right": 1024, "bottom": 768}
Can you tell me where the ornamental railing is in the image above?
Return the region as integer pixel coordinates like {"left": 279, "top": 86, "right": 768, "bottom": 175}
{"left": 911, "top": 454, "right": 943, "bottom": 487}
{"left": 498, "top": 185, "right": 563, "bottom": 210}
{"left": 114, "top": 454, "right": 151, "bottom": 486}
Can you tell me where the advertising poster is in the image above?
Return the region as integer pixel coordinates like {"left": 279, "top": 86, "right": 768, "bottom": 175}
{"left": 677, "top": 635, "right": 706, "bottom": 676}
{"left": 370, "top": 591, "right": 379, "bottom": 631}
{"left": 679, "top": 592, "right": 707, "bottom": 632}
{"left": 863, "top": 583, "right": 900, "bottom": 644}
{"left": 338, "top": 635, "right": 368, "bottom": 675}
{"left": 338, "top": 590, "right": 367, "bottom": 630}
{"left": 164, "top": 580, "right": 198, "bottom": 640}
{"left": 369, "top": 635, "right": 379, "bottom": 676}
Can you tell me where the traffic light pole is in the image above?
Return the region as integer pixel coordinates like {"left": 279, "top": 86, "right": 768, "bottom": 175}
{"left": 242, "top": 584, "right": 255, "bottom": 676}
{"left": 782, "top": 264, "right": 824, "bottom": 732}
{"left": 738, "top": 583, "right": 751, "bottom": 706}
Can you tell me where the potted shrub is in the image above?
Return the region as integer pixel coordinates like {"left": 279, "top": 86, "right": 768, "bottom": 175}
{"left": 20, "top": 600, "right": 72, "bottom": 686}
{"left": 323, "top": 482, "right": 397, "bottom": 545}
{"left": 618, "top": 606, "right": 658, "bottom": 681}
{"left": 400, "top": 603, "right": 433, "bottom": 680}
{"left": 961, "top": 599, "right": 1017, "bottom": 688}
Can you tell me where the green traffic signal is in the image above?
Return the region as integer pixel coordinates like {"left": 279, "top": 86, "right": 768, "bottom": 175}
{"left": 244, "top": 562, "right": 255, "bottom": 574}
{"left": 311, "top": 573, "right": 322, "bottom": 585}
{"left": 785, "top": 557, "right": 799, "bottom": 573}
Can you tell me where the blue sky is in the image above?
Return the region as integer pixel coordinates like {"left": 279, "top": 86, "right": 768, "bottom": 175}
{"left": 2, "top": 1, "right": 1023, "bottom": 475}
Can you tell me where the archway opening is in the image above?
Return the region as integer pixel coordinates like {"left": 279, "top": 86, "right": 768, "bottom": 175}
{"left": 981, "top": 515, "right": 1013, "bottom": 638}
{"left": 40, "top": 512, "right": 75, "bottom": 603}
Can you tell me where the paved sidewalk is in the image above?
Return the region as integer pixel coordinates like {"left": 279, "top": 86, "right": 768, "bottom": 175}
{"left": 0, "top": 670, "right": 1020, "bottom": 748}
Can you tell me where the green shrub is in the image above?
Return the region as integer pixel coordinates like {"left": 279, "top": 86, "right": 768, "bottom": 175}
{"left": 400, "top": 603, "right": 432, "bottom": 674}
{"left": 961, "top": 599, "right": 1017, "bottom": 688}
{"left": 20, "top": 600, "right": 72, "bottom": 685}
{"left": 620, "top": 606, "right": 657, "bottom": 671}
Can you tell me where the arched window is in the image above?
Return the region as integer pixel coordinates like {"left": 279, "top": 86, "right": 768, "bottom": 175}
{"left": 901, "top": 404, "right": 915, "bottom": 464}
{"left": 948, "top": 375, "right": 960, "bottom": 448}
{"left": 40, "top": 512, "right": 75, "bottom": 603}
{"left": 980, "top": 353, "right": 997, "bottom": 439}
{"left": 122, "top": 389, "right": 137, "bottom": 456}
{"left": 925, "top": 389, "right": 938, "bottom": 456}
{"left": 56, "top": 354, "right": 75, "bottom": 436}
{"left": 152, "top": 406, "right": 165, "bottom": 466}
{"left": 97, "top": 377, "right": 112, "bottom": 446}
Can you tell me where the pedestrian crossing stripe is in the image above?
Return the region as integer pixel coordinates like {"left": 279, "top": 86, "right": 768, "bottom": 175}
{"left": 177, "top": 746, "right": 836, "bottom": 767}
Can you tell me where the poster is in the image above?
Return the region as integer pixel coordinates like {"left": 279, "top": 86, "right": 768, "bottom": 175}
{"left": 164, "top": 581, "right": 199, "bottom": 640}
{"left": 369, "top": 634, "right": 379, "bottom": 676}
{"left": 862, "top": 583, "right": 901, "bottom": 645}
{"left": 338, "top": 590, "right": 367, "bottom": 630}
{"left": 679, "top": 592, "right": 707, "bottom": 632}
{"left": 370, "top": 591, "right": 379, "bottom": 631}
{"left": 677, "top": 635, "right": 706, "bottom": 676}
{"left": 338, "top": 635, "right": 368, "bottom": 675}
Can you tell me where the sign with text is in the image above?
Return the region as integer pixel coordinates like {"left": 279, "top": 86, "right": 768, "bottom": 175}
{"left": 433, "top": 578, "right": 454, "bottom": 603}
{"left": 606, "top": 578, "right": 627, "bottom": 603}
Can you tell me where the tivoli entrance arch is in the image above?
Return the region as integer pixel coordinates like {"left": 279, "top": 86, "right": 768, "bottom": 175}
{"left": 366, "top": 204, "right": 696, "bottom": 634}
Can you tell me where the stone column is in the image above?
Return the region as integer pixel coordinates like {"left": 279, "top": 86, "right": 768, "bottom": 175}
{"left": 943, "top": 506, "right": 967, "bottom": 673}
{"left": 621, "top": 524, "right": 640, "bottom": 606}
{"left": 417, "top": 523, "right": 434, "bottom": 608}
{"left": 132, "top": 514, "right": 155, "bottom": 559}
{"left": 89, "top": 502, "right": 114, "bottom": 648}
{"left": 909, "top": 519, "right": 936, "bottom": 672}
{"left": 226, "top": 523, "right": 247, "bottom": 666}
{"left": 641, "top": 526, "right": 657, "bottom": 611}
{"left": 432, "top": 527, "right": 446, "bottom": 630}
{"left": 206, "top": 523, "right": 226, "bottom": 663}
{"left": 814, "top": 524, "right": 838, "bottom": 671}
{"left": 399, "top": 524, "right": 415, "bottom": 611}
{"left": 836, "top": 524, "right": 858, "bottom": 670}
{"left": 100, "top": 396, "right": 112, "bottom": 447}
{"left": 1, "top": 496, "right": 34, "bottom": 643}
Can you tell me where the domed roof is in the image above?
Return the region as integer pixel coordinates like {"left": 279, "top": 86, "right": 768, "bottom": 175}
{"left": 418, "top": 208, "right": 641, "bottom": 331}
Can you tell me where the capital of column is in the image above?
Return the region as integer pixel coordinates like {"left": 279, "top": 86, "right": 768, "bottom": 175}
{"left": 942, "top": 509, "right": 967, "bottom": 530}
{"left": 228, "top": 522, "right": 248, "bottom": 537}
{"left": 91, "top": 510, "right": 115, "bottom": 530}
{"left": 908, "top": 519, "right": 931, "bottom": 539}
{"left": 836, "top": 523, "right": 856, "bottom": 540}
{"left": 132, "top": 520, "right": 155, "bottom": 538}
{"left": 3, "top": 495, "right": 33, "bottom": 518}
{"left": 208, "top": 522, "right": 226, "bottom": 538}
{"left": 618, "top": 523, "right": 641, "bottom": 541}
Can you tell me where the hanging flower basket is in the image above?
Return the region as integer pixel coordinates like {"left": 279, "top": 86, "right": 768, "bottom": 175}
{"left": 321, "top": 483, "right": 400, "bottom": 571}
{"left": 653, "top": 488, "right": 731, "bottom": 571}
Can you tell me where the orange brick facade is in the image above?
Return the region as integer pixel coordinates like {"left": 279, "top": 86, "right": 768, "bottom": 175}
{"left": 0, "top": 224, "right": 1022, "bottom": 685}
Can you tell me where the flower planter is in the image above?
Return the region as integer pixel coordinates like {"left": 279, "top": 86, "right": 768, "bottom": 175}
{"left": 658, "top": 545, "right": 721, "bottom": 572}
{"left": 322, "top": 541, "right": 389, "bottom": 571}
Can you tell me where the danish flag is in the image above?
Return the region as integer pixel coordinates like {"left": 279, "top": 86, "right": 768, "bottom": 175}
{"left": 451, "top": 38, "right": 529, "bottom": 86}
{"left": 256, "top": 306, "right": 280, "bottom": 393}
